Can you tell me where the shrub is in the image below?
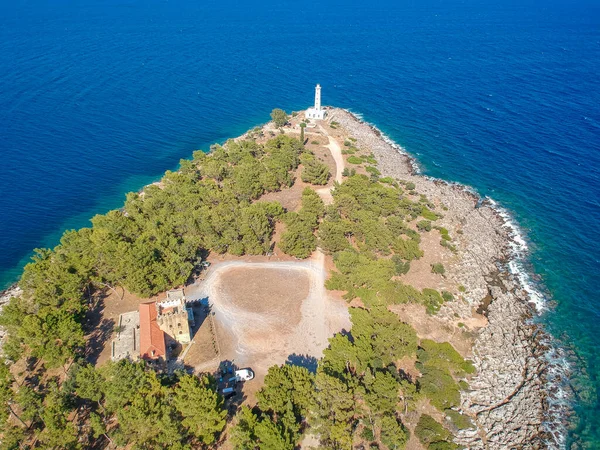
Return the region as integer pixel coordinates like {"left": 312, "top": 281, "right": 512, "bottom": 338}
{"left": 440, "top": 240, "right": 457, "bottom": 252}
{"left": 415, "top": 415, "right": 455, "bottom": 448}
{"left": 417, "top": 220, "right": 432, "bottom": 232}
{"left": 365, "top": 166, "right": 381, "bottom": 176}
{"left": 391, "top": 255, "right": 410, "bottom": 275}
{"left": 419, "top": 367, "right": 461, "bottom": 410}
{"left": 344, "top": 140, "right": 351, "bottom": 147}
{"left": 421, "top": 207, "right": 439, "bottom": 221}
{"left": 347, "top": 156, "right": 362, "bottom": 165}
{"left": 406, "top": 182, "right": 416, "bottom": 190}
{"left": 441, "top": 291, "right": 454, "bottom": 302}
{"left": 458, "top": 285, "right": 466, "bottom": 293}
{"left": 445, "top": 410, "right": 474, "bottom": 430}
{"left": 393, "top": 238, "right": 423, "bottom": 260}
{"left": 431, "top": 263, "right": 445, "bottom": 276}
{"left": 311, "top": 140, "right": 319, "bottom": 145}
{"left": 422, "top": 288, "right": 445, "bottom": 315}
{"left": 437, "top": 227, "right": 451, "bottom": 241}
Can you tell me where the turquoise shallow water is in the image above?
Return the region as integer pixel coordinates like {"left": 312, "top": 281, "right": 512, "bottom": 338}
{"left": 0, "top": 0, "right": 599, "bottom": 446}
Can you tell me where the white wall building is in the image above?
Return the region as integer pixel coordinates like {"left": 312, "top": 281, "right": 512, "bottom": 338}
{"left": 306, "top": 84, "right": 326, "bottom": 120}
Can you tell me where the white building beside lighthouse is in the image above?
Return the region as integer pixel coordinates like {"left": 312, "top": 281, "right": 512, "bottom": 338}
{"left": 306, "top": 84, "right": 326, "bottom": 120}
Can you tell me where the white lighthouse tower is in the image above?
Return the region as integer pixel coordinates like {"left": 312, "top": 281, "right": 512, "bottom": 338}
{"left": 306, "top": 84, "right": 326, "bottom": 120}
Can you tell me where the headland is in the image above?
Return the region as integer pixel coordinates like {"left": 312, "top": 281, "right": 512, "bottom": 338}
{"left": 0, "top": 106, "right": 566, "bottom": 449}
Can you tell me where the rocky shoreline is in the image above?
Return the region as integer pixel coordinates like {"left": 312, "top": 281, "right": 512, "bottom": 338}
{"left": 330, "top": 108, "right": 562, "bottom": 449}
{"left": 0, "top": 108, "right": 566, "bottom": 448}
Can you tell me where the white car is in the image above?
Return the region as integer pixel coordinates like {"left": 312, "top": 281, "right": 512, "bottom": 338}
{"left": 235, "top": 368, "right": 255, "bottom": 381}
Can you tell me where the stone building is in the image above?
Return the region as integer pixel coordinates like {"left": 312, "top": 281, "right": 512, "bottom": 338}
{"left": 138, "top": 288, "right": 194, "bottom": 362}
{"left": 156, "top": 289, "right": 194, "bottom": 344}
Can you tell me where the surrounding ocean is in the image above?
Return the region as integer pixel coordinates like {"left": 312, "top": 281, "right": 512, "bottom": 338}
{"left": 0, "top": 0, "right": 598, "bottom": 446}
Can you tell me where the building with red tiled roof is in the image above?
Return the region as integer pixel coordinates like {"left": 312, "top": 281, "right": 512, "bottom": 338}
{"left": 139, "top": 302, "right": 167, "bottom": 361}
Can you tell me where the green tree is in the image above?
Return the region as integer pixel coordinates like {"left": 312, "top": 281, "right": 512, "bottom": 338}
{"left": 173, "top": 373, "right": 226, "bottom": 445}
{"left": 310, "top": 370, "right": 357, "bottom": 450}
{"left": 378, "top": 414, "right": 408, "bottom": 449}
{"left": 38, "top": 383, "right": 79, "bottom": 449}
{"left": 301, "top": 154, "right": 330, "bottom": 185}
{"left": 115, "top": 375, "right": 186, "bottom": 449}
{"left": 271, "top": 108, "right": 288, "bottom": 127}
{"left": 230, "top": 406, "right": 259, "bottom": 450}
{"left": 257, "top": 364, "right": 314, "bottom": 419}
{"left": 414, "top": 414, "right": 459, "bottom": 449}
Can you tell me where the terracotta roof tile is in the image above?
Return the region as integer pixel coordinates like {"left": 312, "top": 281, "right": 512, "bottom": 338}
{"left": 139, "top": 302, "right": 166, "bottom": 360}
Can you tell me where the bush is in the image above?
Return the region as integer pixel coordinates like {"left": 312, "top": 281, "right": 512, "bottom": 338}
{"left": 458, "top": 285, "right": 466, "bottom": 293}
{"left": 406, "top": 182, "right": 416, "bottom": 190}
{"left": 437, "top": 227, "right": 451, "bottom": 241}
{"left": 393, "top": 238, "right": 423, "bottom": 260}
{"left": 422, "top": 288, "right": 445, "bottom": 315}
{"left": 441, "top": 291, "right": 454, "bottom": 302}
{"left": 311, "top": 140, "right": 319, "bottom": 145}
{"left": 431, "top": 263, "right": 445, "bottom": 276}
{"left": 392, "top": 255, "right": 410, "bottom": 275}
{"left": 421, "top": 207, "right": 439, "bottom": 221}
{"left": 365, "top": 166, "right": 381, "bottom": 176}
{"left": 445, "top": 410, "right": 474, "bottom": 430}
{"left": 417, "top": 220, "right": 432, "bottom": 232}
{"left": 347, "top": 156, "right": 362, "bottom": 165}
{"left": 415, "top": 415, "right": 452, "bottom": 448}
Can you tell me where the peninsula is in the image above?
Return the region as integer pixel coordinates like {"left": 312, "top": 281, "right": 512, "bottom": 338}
{"left": 0, "top": 88, "right": 557, "bottom": 449}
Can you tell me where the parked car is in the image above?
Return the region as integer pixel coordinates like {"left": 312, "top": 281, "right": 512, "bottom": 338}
{"left": 235, "top": 368, "right": 255, "bottom": 381}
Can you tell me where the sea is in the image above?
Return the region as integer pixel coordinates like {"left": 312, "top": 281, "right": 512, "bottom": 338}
{"left": 0, "top": 0, "right": 598, "bottom": 446}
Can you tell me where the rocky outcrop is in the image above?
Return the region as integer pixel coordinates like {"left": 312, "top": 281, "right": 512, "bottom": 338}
{"left": 0, "top": 285, "right": 21, "bottom": 351}
{"left": 330, "top": 108, "right": 553, "bottom": 449}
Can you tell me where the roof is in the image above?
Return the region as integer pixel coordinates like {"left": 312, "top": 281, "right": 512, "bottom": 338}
{"left": 139, "top": 302, "right": 166, "bottom": 360}
{"left": 166, "top": 289, "right": 185, "bottom": 302}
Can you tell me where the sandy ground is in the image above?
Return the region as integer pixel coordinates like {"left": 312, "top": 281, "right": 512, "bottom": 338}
{"left": 185, "top": 250, "right": 350, "bottom": 391}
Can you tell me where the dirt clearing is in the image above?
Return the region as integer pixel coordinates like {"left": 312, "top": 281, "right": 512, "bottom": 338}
{"left": 185, "top": 252, "right": 350, "bottom": 385}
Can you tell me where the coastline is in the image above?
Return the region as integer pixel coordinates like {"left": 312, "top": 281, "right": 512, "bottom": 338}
{"left": 330, "top": 108, "right": 568, "bottom": 449}
{"left": 0, "top": 107, "right": 571, "bottom": 448}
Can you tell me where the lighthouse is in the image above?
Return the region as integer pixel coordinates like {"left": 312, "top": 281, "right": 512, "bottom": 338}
{"left": 306, "top": 84, "right": 326, "bottom": 120}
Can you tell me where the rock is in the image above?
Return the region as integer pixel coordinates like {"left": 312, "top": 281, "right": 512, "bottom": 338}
{"left": 330, "top": 108, "right": 557, "bottom": 449}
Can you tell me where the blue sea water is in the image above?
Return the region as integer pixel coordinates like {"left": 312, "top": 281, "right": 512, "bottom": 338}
{"left": 1, "top": 0, "right": 599, "bottom": 446}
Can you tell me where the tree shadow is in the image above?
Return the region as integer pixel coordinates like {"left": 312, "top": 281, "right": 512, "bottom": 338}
{"left": 83, "top": 295, "right": 116, "bottom": 365}
{"left": 285, "top": 353, "right": 319, "bottom": 374}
